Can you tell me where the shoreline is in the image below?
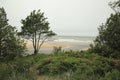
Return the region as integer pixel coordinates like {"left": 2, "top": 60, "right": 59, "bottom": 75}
{"left": 25, "top": 39, "right": 90, "bottom": 54}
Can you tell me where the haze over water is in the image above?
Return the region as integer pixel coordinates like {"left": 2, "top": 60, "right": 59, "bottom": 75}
{"left": 0, "top": 0, "right": 115, "bottom": 53}
{"left": 0, "top": 0, "right": 114, "bottom": 36}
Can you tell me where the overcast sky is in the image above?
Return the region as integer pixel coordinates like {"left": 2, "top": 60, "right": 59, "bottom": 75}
{"left": 0, "top": 0, "right": 115, "bottom": 36}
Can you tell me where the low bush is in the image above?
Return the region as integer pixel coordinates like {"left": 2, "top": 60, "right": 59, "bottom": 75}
{"left": 37, "top": 56, "right": 79, "bottom": 75}
{"left": 1, "top": 51, "right": 120, "bottom": 80}
{"left": 100, "top": 69, "right": 120, "bottom": 80}
{"left": 37, "top": 51, "right": 116, "bottom": 78}
{"left": 0, "top": 56, "right": 37, "bottom": 80}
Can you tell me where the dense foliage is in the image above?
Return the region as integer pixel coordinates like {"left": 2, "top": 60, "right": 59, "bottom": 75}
{"left": 89, "top": 0, "right": 120, "bottom": 58}
{"left": 0, "top": 7, "right": 26, "bottom": 61}
{"left": 20, "top": 10, "right": 55, "bottom": 54}
{"left": 0, "top": 51, "right": 120, "bottom": 80}
{"left": 89, "top": 13, "right": 120, "bottom": 58}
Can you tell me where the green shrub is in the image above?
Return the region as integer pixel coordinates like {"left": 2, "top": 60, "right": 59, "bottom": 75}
{"left": 0, "top": 56, "right": 37, "bottom": 80}
{"left": 0, "top": 63, "right": 11, "bottom": 80}
{"left": 72, "top": 64, "right": 100, "bottom": 80}
{"left": 53, "top": 46, "right": 62, "bottom": 54}
{"left": 0, "top": 51, "right": 119, "bottom": 80}
{"left": 37, "top": 56, "right": 80, "bottom": 75}
{"left": 100, "top": 69, "right": 120, "bottom": 80}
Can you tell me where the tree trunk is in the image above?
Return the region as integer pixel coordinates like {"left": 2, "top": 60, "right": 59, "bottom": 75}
{"left": 0, "top": 41, "right": 1, "bottom": 57}
{"left": 34, "top": 49, "right": 38, "bottom": 54}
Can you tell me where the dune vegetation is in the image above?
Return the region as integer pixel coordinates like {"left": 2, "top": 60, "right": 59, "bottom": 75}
{"left": 0, "top": 50, "right": 120, "bottom": 80}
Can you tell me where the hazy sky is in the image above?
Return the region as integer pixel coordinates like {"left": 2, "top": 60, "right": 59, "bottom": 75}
{"left": 0, "top": 0, "right": 115, "bottom": 36}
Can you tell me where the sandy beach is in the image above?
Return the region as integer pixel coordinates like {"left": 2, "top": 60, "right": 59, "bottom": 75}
{"left": 25, "top": 39, "right": 90, "bottom": 53}
{"left": 26, "top": 40, "right": 71, "bottom": 50}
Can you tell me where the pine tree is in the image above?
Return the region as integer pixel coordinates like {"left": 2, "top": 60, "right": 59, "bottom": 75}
{"left": 0, "top": 7, "right": 26, "bottom": 61}
{"left": 89, "top": 1, "right": 120, "bottom": 58}
{"left": 20, "top": 10, "right": 55, "bottom": 54}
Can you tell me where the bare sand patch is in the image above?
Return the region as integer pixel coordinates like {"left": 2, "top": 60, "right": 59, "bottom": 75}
{"left": 24, "top": 39, "right": 90, "bottom": 53}
{"left": 25, "top": 39, "right": 72, "bottom": 51}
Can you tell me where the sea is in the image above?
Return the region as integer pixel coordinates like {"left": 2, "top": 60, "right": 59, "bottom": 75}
{"left": 40, "top": 35, "right": 95, "bottom": 53}
{"left": 48, "top": 35, "right": 95, "bottom": 43}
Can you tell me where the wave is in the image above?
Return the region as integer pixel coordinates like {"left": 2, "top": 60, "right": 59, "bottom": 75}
{"left": 54, "top": 39, "right": 93, "bottom": 43}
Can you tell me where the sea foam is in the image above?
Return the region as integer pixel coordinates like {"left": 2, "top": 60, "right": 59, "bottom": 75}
{"left": 54, "top": 39, "right": 92, "bottom": 43}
